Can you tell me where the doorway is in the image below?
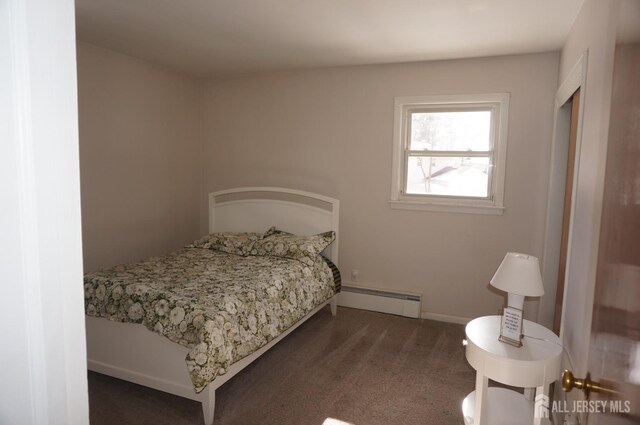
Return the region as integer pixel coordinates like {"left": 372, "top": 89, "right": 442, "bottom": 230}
{"left": 553, "top": 88, "right": 581, "bottom": 334}
{"left": 539, "top": 53, "right": 587, "bottom": 332}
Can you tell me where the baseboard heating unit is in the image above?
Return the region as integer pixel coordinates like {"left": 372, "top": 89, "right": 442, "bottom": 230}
{"left": 338, "top": 285, "right": 421, "bottom": 318}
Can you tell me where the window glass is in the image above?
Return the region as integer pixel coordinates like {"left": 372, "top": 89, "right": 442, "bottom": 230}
{"left": 409, "top": 110, "right": 491, "bottom": 152}
{"left": 406, "top": 156, "right": 490, "bottom": 197}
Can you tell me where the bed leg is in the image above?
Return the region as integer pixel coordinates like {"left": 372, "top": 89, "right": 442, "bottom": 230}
{"left": 330, "top": 296, "right": 338, "bottom": 316}
{"left": 202, "top": 386, "right": 215, "bottom": 425}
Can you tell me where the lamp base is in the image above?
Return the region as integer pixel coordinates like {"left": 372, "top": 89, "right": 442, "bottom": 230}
{"left": 507, "top": 293, "right": 525, "bottom": 311}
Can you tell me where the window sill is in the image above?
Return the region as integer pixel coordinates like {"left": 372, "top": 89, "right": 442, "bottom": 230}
{"left": 388, "top": 200, "right": 505, "bottom": 215}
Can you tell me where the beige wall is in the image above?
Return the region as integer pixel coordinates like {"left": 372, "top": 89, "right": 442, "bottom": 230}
{"left": 77, "top": 42, "right": 202, "bottom": 272}
{"left": 201, "top": 53, "right": 559, "bottom": 320}
{"left": 556, "top": 0, "right": 618, "bottom": 374}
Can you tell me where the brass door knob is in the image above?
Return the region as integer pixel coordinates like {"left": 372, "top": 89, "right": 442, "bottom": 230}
{"left": 562, "top": 370, "right": 618, "bottom": 397}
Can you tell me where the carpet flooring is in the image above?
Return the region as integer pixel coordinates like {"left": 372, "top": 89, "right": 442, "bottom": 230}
{"left": 88, "top": 307, "right": 476, "bottom": 425}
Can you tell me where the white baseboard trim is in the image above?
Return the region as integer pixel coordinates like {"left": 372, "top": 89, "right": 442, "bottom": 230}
{"left": 421, "top": 311, "right": 472, "bottom": 325}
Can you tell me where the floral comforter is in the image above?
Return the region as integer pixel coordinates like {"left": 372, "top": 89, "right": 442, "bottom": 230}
{"left": 84, "top": 247, "right": 338, "bottom": 393}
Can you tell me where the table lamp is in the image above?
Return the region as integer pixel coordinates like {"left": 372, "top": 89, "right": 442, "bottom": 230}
{"left": 490, "top": 252, "right": 544, "bottom": 346}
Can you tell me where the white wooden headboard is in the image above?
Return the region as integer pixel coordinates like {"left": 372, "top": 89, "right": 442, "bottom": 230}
{"left": 209, "top": 187, "right": 339, "bottom": 264}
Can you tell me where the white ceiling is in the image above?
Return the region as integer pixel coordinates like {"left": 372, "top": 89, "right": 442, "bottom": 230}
{"left": 75, "top": 0, "right": 584, "bottom": 78}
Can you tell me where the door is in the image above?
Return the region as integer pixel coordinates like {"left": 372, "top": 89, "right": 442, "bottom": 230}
{"left": 562, "top": 1, "right": 640, "bottom": 423}
{"left": 584, "top": 9, "right": 640, "bottom": 423}
{"left": 553, "top": 88, "right": 581, "bottom": 335}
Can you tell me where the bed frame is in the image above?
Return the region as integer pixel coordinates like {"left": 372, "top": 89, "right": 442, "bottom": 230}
{"left": 85, "top": 187, "right": 340, "bottom": 424}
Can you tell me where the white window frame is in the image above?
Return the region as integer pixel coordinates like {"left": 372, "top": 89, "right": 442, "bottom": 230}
{"left": 390, "top": 93, "right": 510, "bottom": 215}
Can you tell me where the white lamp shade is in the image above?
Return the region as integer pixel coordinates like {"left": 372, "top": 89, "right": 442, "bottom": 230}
{"left": 490, "top": 252, "right": 544, "bottom": 297}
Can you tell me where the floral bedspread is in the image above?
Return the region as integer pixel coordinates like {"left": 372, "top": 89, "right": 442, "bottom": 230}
{"left": 84, "top": 247, "right": 337, "bottom": 393}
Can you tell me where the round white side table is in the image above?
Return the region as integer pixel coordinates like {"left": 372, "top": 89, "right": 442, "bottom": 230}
{"left": 462, "top": 315, "right": 562, "bottom": 425}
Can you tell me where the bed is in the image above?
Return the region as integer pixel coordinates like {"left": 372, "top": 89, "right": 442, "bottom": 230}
{"left": 84, "top": 187, "right": 340, "bottom": 424}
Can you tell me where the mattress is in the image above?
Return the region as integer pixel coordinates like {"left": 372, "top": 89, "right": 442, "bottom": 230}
{"left": 84, "top": 247, "right": 339, "bottom": 392}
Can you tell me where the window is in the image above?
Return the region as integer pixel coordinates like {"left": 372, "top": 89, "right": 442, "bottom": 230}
{"left": 390, "top": 93, "right": 509, "bottom": 214}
